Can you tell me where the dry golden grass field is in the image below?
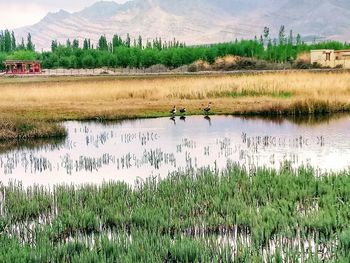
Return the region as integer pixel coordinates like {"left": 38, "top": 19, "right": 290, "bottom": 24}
{"left": 0, "top": 71, "right": 349, "bottom": 139}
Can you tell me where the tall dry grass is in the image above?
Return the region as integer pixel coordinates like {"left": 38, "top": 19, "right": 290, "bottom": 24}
{"left": 0, "top": 71, "right": 350, "bottom": 120}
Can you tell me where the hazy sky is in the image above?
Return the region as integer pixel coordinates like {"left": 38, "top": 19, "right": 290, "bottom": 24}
{"left": 0, "top": 0, "right": 128, "bottom": 29}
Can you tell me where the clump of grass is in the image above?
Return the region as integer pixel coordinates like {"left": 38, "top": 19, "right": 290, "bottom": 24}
{"left": 0, "top": 119, "right": 67, "bottom": 140}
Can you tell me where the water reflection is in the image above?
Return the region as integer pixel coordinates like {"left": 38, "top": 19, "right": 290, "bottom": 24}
{"left": 204, "top": 116, "right": 212, "bottom": 126}
{"left": 1, "top": 115, "right": 350, "bottom": 186}
{"left": 0, "top": 137, "right": 64, "bottom": 154}
{"left": 169, "top": 116, "right": 176, "bottom": 125}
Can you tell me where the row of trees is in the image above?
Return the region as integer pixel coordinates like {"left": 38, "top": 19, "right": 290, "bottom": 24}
{"left": 1, "top": 26, "right": 350, "bottom": 70}
{"left": 0, "top": 30, "right": 34, "bottom": 53}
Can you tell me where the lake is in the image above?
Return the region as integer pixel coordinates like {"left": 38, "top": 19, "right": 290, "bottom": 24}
{"left": 1, "top": 115, "right": 349, "bottom": 186}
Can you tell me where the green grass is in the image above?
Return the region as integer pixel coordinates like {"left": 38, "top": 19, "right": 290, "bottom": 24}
{"left": 207, "top": 89, "right": 294, "bottom": 99}
{"left": 1, "top": 165, "right": 350, "bottom": 262}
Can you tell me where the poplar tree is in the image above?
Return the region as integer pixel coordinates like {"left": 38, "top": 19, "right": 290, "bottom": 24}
{"left": 26, "top": 33, "right": 34, "bottom": 51}
{"left": 125, "top": 33, "right": 131, "bottom": 48}
{"left": 138, "top": 35, "right": 143, "bottom": 49}
{"left": 83, "top": 39, "right": 90, "bottom": 50}
{"left": 51, "top": 40, "right": 58, "bottom": 52}
{"left": 278, "top": 26, "right": 286, "bottom": 45}
{"left": 98, "top": 35, "right": 108, "bottom": 51}
{"left": 11, "top": 31, "right": 16, "bottom": 51}
{"left": 72, "top": 39, "right": 79, "bottom": 49}
{"left": 4, "top": 30, "right": 12, "bottom": 52}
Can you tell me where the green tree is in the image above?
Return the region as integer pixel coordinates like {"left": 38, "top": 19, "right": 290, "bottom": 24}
{"left": 59, "top": 56, "right": 71, "bottom": 68}
{"left": 125, "top": 33, "right": 131, "bottom": 48}
{"left": 138, "top": 35, "right": 143, "bottom": 49}
{"left": 4, "top": 30, "right": 12, "bottom": 52}
{"left": 296, "top": 34, "right": 302, "bottom": 46}
{"left": 66, "top": 39, "right": 71, "bottom": 48}
{"left": 83, "top": 39, "right": 90, "bottom": 50}
{"left": 26, "top": 33, "right": 34, "bottom": 51}
{"left": 82, "top": 54, "right": 95, "bottom": 68}
{"left": 98, "top": 35, "right": 108, "bottom": 51}
{"left": 11, "top": 31, "right": 16, "bottom": 51}
{"left": 72, "top": 39, "right": 79, "bottom": 49}
{"left": 51, "top": 40, "right": 58, "bottom": 52}
{"left": 18, "top": 38, "right": 25, "bottom": 50}
{"left": 279, "top": 26, "right": 286, "bottom": 45}
{"left": 0, "top": 52, "right": 6, "bottom": 70}
{"left": 7, "top": 50, "right": 36, "bottom": 60}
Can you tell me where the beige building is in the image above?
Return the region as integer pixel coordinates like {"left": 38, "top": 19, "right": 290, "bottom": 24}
{"left": 311, "top": 49, "right": 350, "bottom": 68}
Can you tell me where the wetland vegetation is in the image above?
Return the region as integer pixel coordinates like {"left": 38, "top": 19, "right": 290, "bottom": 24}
{"left": 1, "top": 70, "right": 350, "bottom": 141}
{"left": 2, "top": 165, "right": 350, "bottom": 262}
{"left": 0, "top": 119, "right": 66, "bottom": 141}
{"left": 2, "top": 13, "right": 350, "bottom": 263}
{"left": 2, "top": 71, "right": 350, "bottom": 121}
{"left": 1, "top": 61, "right": 350, "bottom": 262}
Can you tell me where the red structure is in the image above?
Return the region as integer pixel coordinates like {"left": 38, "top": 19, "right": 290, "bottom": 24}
{"left": 4, "top": 60, "right": 42, "bottom": 74}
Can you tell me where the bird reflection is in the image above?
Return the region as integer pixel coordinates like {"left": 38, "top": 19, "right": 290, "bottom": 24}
{"left": 180, "top": 116, "right": 186, "bottom": 122}
{"left": 170, "top": 116, "right": 176, "bottom": 125}
{"left": 204, "top": 116, "right": 212, "bottom": 126}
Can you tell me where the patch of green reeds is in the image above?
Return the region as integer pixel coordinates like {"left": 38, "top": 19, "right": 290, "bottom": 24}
{"left": 207, "top": 89, "right": 293, "bottom": 99}
{"left": 2, "top": 165, "right": 350, "bottom": 261}
{"left": 0, "top": 119, "right": 67, "bottom": 140}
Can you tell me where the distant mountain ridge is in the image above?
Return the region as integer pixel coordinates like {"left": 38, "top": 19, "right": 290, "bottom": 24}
{"left": 15, "top": 0, "right": 350, "bottom": 50}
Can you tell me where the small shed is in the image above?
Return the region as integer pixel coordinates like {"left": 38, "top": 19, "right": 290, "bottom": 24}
{"left": 3, "top": 60, "right": 42, "bottom": 74}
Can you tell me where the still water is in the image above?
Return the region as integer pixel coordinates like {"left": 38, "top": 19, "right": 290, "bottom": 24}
{"left": 0, "top": 115, "right": 349, "bottom": 186}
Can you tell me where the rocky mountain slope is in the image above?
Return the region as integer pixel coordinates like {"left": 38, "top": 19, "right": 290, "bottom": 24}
{"left": 15, "top": 0, "right": 350, "bottom": 50}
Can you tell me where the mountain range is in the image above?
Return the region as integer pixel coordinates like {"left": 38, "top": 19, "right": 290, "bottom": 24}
{"left": 15, "top": 0, "right": 350, "bottom": 50}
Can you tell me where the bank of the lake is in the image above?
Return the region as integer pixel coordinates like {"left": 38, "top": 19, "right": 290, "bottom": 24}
{"left": 2, "top": 71, "right": 350, "bottom": 140}
{"left": 1, "top": 165, "right": 350, "bottom": 262}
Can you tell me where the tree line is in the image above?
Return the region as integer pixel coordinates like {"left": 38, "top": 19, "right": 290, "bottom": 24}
{"left": 0, "top": 30, "right": 34, "bottom": 53}
{"left": 1, "top": 26, "right": 350, "bottom": 71}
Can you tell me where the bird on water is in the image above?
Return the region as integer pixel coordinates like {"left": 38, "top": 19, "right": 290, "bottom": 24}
{"left": 170, "top": 106, "right": 177, "bottom": 115}
{"left": 179, "top": 107, "right": 187, "bottom": 115}
{"left": 204, "top": 102, "right": 212, "bottom": 115}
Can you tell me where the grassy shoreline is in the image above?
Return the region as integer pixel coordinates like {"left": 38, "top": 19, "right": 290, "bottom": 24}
{"left": 0, "top": 119, "right": 67, "bottom": 141}
{"left": 1, "top": 165, "right": 350, "bottom": 261}
{"left": 1, "top": 71, "right": 350, "bottom": 139}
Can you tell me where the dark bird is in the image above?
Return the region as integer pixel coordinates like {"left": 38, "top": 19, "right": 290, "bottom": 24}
{"left": 179, "top": 108, "right": 187, "bottom": 115}
{"left": 204, "top": 102, "right": 212, "bottom": 115}
{"left": 170, "top": 106, "right": 177, "bottom": 115}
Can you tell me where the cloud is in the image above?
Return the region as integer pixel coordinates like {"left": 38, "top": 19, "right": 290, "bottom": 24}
{"left": 0, "top": 0, "right": 130, "bottom": 29}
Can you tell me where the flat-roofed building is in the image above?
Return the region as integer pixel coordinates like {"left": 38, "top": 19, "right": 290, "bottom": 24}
{"left": 311, "top": 50, "right": 350, "bottom": 68}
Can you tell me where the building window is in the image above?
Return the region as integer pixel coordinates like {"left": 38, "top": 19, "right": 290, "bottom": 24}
{"left": 326, "top": 52, "right": 331, "bottom": 61}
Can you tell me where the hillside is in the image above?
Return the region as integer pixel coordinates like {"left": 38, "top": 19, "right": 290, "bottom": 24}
{"left": 15, "top": 0, "right": 350, "bottom": 50}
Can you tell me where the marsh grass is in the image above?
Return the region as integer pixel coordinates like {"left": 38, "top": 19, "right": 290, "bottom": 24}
{"left": 1, "top": 72, "right": 350, "bottom": 122}
{"left": 1, "top": 165, "right": 350, "bottom": 261}
{"left": 0, "top": 119, "right": 67, "bottom": 140}
{"left": 0, "top": 71, "right": 348, "bottom": 154}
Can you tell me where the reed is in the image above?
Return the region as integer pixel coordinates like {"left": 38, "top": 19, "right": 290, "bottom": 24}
{"left": 0, "top": 71, "right": 350, "bottom": 122}
{"left": 1, "top": 165, "right": 350, "bottom": 261}
{"left": 0, "top": 118, "right": 67, "bottom": 141}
